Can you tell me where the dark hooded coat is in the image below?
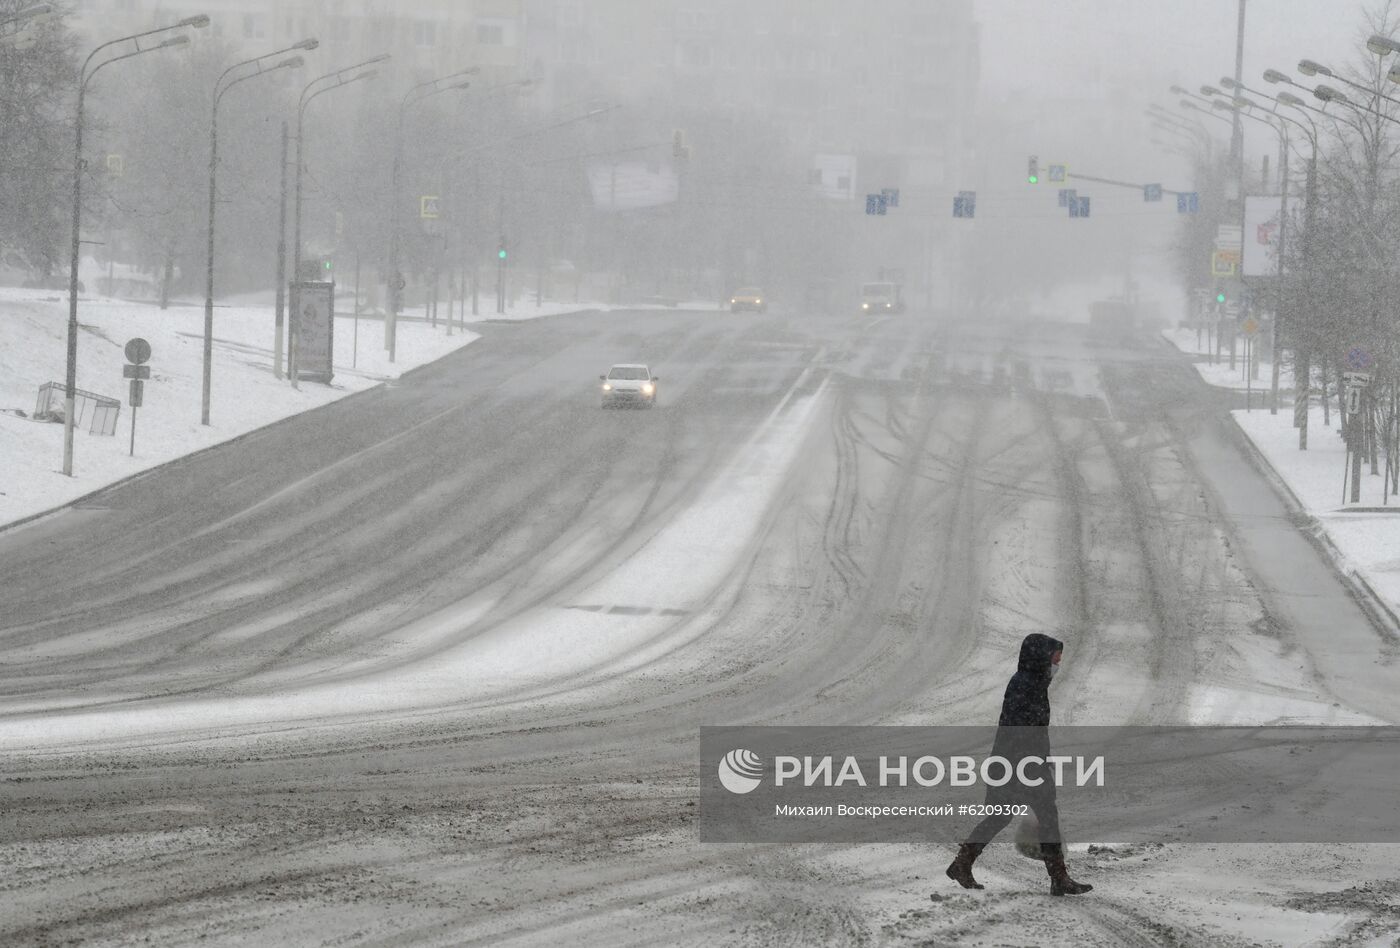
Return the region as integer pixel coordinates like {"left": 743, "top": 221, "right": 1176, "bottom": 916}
{"left": 985, "top": 632, "right": 1063, "bottom": 805}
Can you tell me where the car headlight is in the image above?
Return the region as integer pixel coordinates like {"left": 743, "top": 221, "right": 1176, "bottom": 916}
{"left": 642, "top": 383, "right": 654, "bottom": 394}
{"left": 885, "top": 302, "right": 892, "bottom": 308}
{"left": 730, "top": 298, "right": 737, "bottom": 304}
{"left": 602, "top": 383, "right": 612, "bottom": 391}
{"left": 756, "top": 299, "right": 762, "bottom": 304}
{"left": 862, "top": 303, "right": 870, "bottom": 309}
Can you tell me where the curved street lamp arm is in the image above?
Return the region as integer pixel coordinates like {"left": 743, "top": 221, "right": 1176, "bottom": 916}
{"left": 1323, "top": 70, "right": 1400, "bottom": 110}
{"left": 81, "top": 15, "right": 206, "bottom": 82}
{"left": 402, "top": 68, "right": 478, "bottom": 110}
{"left": 300, "top": 54, "right": 390, "bottom": 112}
{"left": 83, "top": 41, "right": 172, "bottom": 91}
{"left": 1150, "top": 105, "right": 1212, "bottom": 139}
{"left": 1180, "top": 100, "right": 1234, "bottom": 127}
{"left": 216, "top": 39, "right": 316, "bottom": 99}
{"left": 1234, "top": 84, "right": 1317, "bottom": 145}
{"left": 216, "top": 56, "right": 300, "bottom": 110}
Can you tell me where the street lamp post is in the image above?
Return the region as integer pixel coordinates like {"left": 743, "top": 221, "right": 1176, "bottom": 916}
{"left": 1205, "top": 80, "right": 1319, "bottom": 416}
{"left": 289, "top": 56, "right": 389, "bottom": 384}
{"left": 202, "top": 40, "right": 315, "bottom": 426}
{"left": 63, "top": 15, "right": 209, "bottom": 477}
{"left": 1265, "top": 79, "right": 1325, "bottom": 447}
{"left": 1222, "top": 81, "right": 1321, "bottom": 420}
{"left": 387, "top": 68, "right": 478, "bottom": 363}
{"left": 1214, "top": 98, "right": 1288, "bottom": 401}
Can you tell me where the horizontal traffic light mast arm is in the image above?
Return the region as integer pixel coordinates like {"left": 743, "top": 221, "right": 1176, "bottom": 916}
{"left": 1067, "top": 172, "right": 1187, "bottom": 195}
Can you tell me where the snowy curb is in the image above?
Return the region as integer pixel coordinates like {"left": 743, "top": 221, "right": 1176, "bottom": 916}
{"left": 0, "top": 362, "right": 410, "bottom": 539}
{"left": 0, "top": 308, "right": 598, "bottom": 539}
{"left": 1220, "top": 412, "right": 1400, "bottom": 641}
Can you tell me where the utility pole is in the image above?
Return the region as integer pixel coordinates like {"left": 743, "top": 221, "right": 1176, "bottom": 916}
{"left": 1229, "top": 0, "right": 1247, "bottom": 372}
{"left": 1270, "top": 133, "right": 1288, "bottom": 414}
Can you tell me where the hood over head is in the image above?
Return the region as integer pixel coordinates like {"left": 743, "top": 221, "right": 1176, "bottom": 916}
{"left": 1016, "top": 632, "right": 1064, "bottom": 678}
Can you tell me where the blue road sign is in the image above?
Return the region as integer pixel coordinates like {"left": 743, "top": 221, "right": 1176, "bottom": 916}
{"left": 1144, "top": 183, "right": 1162, "bottom": 202}
{"left": 1069, "top": 196, "right": 1090, "bottom": 218}
{"left": 1058, "top": 188, "right": 1077, "bottom": 208}
{"left": 952, "top": 191, "right": 976, "bottom": 218}
{"left": 1346, "top": 347, "right": 1374, "bottom": 371}
{"left": 1177, "top": 192, "right": 1199, "bottom": 213}
{"left": 866, "top": 193, "right": 888, "bottom": 215}
{"left": 882, "top": 188, "right": 900, "bottom": 208}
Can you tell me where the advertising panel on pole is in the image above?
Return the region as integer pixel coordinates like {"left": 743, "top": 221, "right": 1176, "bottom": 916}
{"left": 1243, "top": 195, "right": 1285, "bottom": 276}
{"left": 293, "top": 280, "right": 335, "bottom": 384}
{"left": 587, "top": 161, "right": 680, "bottom": 210}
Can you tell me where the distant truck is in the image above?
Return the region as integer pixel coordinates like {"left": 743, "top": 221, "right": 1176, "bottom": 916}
{"left": 860, "top": 281, "right": 905, "bottom": 314}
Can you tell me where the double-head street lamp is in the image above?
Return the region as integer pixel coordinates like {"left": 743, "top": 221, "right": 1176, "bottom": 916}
{"left": 201, "top": 39, "right": 316, "bottom": 426}
{"left": 1179, "top": 98, "right": 1234, "bottom": 128}
{"left": 1298, "top": 57, "right": 1400, "bottom": 108}
{"left": 63, "top": 14, "right": 209, "bottom": 477}
{"left": 386, "top": 68, "right": 478, "bottom": 363}
{"left": 288, "top": 55, "right": 389, "bottom": 382}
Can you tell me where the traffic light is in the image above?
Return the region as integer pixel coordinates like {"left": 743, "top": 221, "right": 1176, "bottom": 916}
{"left": 498, "top": 248, "right": 507, "bottom": 260}
{"left": 323, "top": 259, "right": 333, "bottom": 272}
{"left": 1216, "top": 290, "right": 1226, "bottom": 304}
{"left": 1027, "top": 155, "right": 1039, "bottom": 184}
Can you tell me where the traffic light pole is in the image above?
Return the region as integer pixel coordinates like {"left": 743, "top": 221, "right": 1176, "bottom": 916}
{"left": 496, "top": 239, "right": 506, "bottom": 314}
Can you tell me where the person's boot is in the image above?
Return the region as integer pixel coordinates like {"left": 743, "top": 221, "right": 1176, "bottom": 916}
{"left": 945, "top": 842, "right": 986, "bottom": 890}
{"left": 1040, "top": 843, "right": 1092, "bottom": 896}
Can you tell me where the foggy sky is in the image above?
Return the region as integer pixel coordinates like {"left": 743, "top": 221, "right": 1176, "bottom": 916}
{"left": 978, "top": 0, "right": 1376, "bottom": 162}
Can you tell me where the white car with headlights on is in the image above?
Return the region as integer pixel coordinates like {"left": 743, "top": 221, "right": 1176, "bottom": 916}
{"left": 600, "top": 363, "right": 659, "bottom": 408}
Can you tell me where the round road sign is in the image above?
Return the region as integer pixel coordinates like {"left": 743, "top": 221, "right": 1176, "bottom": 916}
{"left": 1242, "top": 317, "right": 1259, "bottom": 336}
{"left": 124, "top": 337, "right": 151, "bottom": 365}
{"left": 1345, "top": 347, "right": 1374, "bottom": 371}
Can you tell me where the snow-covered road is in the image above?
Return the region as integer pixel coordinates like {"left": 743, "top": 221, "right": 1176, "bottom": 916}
{"left": 1, "top": 310, "right": 1396, "bottom": 946}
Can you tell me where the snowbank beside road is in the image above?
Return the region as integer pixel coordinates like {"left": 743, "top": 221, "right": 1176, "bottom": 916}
{"left": 1161, "top": 326, "right": 1295, "bottom": 393}
{"left": 0, "top": 289, "right": 609, "bottom": 530}
{"left": 1234, "top": 406, "right": 1400, "bottom": 626}
{"left": 1161, "top": 326, "right": 1400, "bottom": 632}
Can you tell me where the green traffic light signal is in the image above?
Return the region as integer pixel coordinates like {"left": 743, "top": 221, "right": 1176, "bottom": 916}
{"left": 1028, "top": 174, "right": 1038, "bottom": 184}
{"left": 1216, "top": 291, "right": 1226, "bottom": 304}
{"left": 323, "top": 260, "right": 332, "bottom": 271}
{"left": 498, "top": 249, "right": 507, "bottom": 260}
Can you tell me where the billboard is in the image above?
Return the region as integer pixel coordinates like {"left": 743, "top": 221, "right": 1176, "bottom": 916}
{"left": 292, "top": 280, "right": 334, "bottom": 384}
{"left": 1243, "top": 195, "right": 1285, "bottom": 277}
{"left": 588, "top": 161, "right": 679, "bottom": 210}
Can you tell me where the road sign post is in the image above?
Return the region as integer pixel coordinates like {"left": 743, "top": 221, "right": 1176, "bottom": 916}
{"left": 1242, "top": 318, "right": 1259, "bottom": 411}
{"left": 1342, "top": 362, "right": 1372, "bottom": 504}
{"left": 122, "top": 337, "right": 150, "bottom": 457}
